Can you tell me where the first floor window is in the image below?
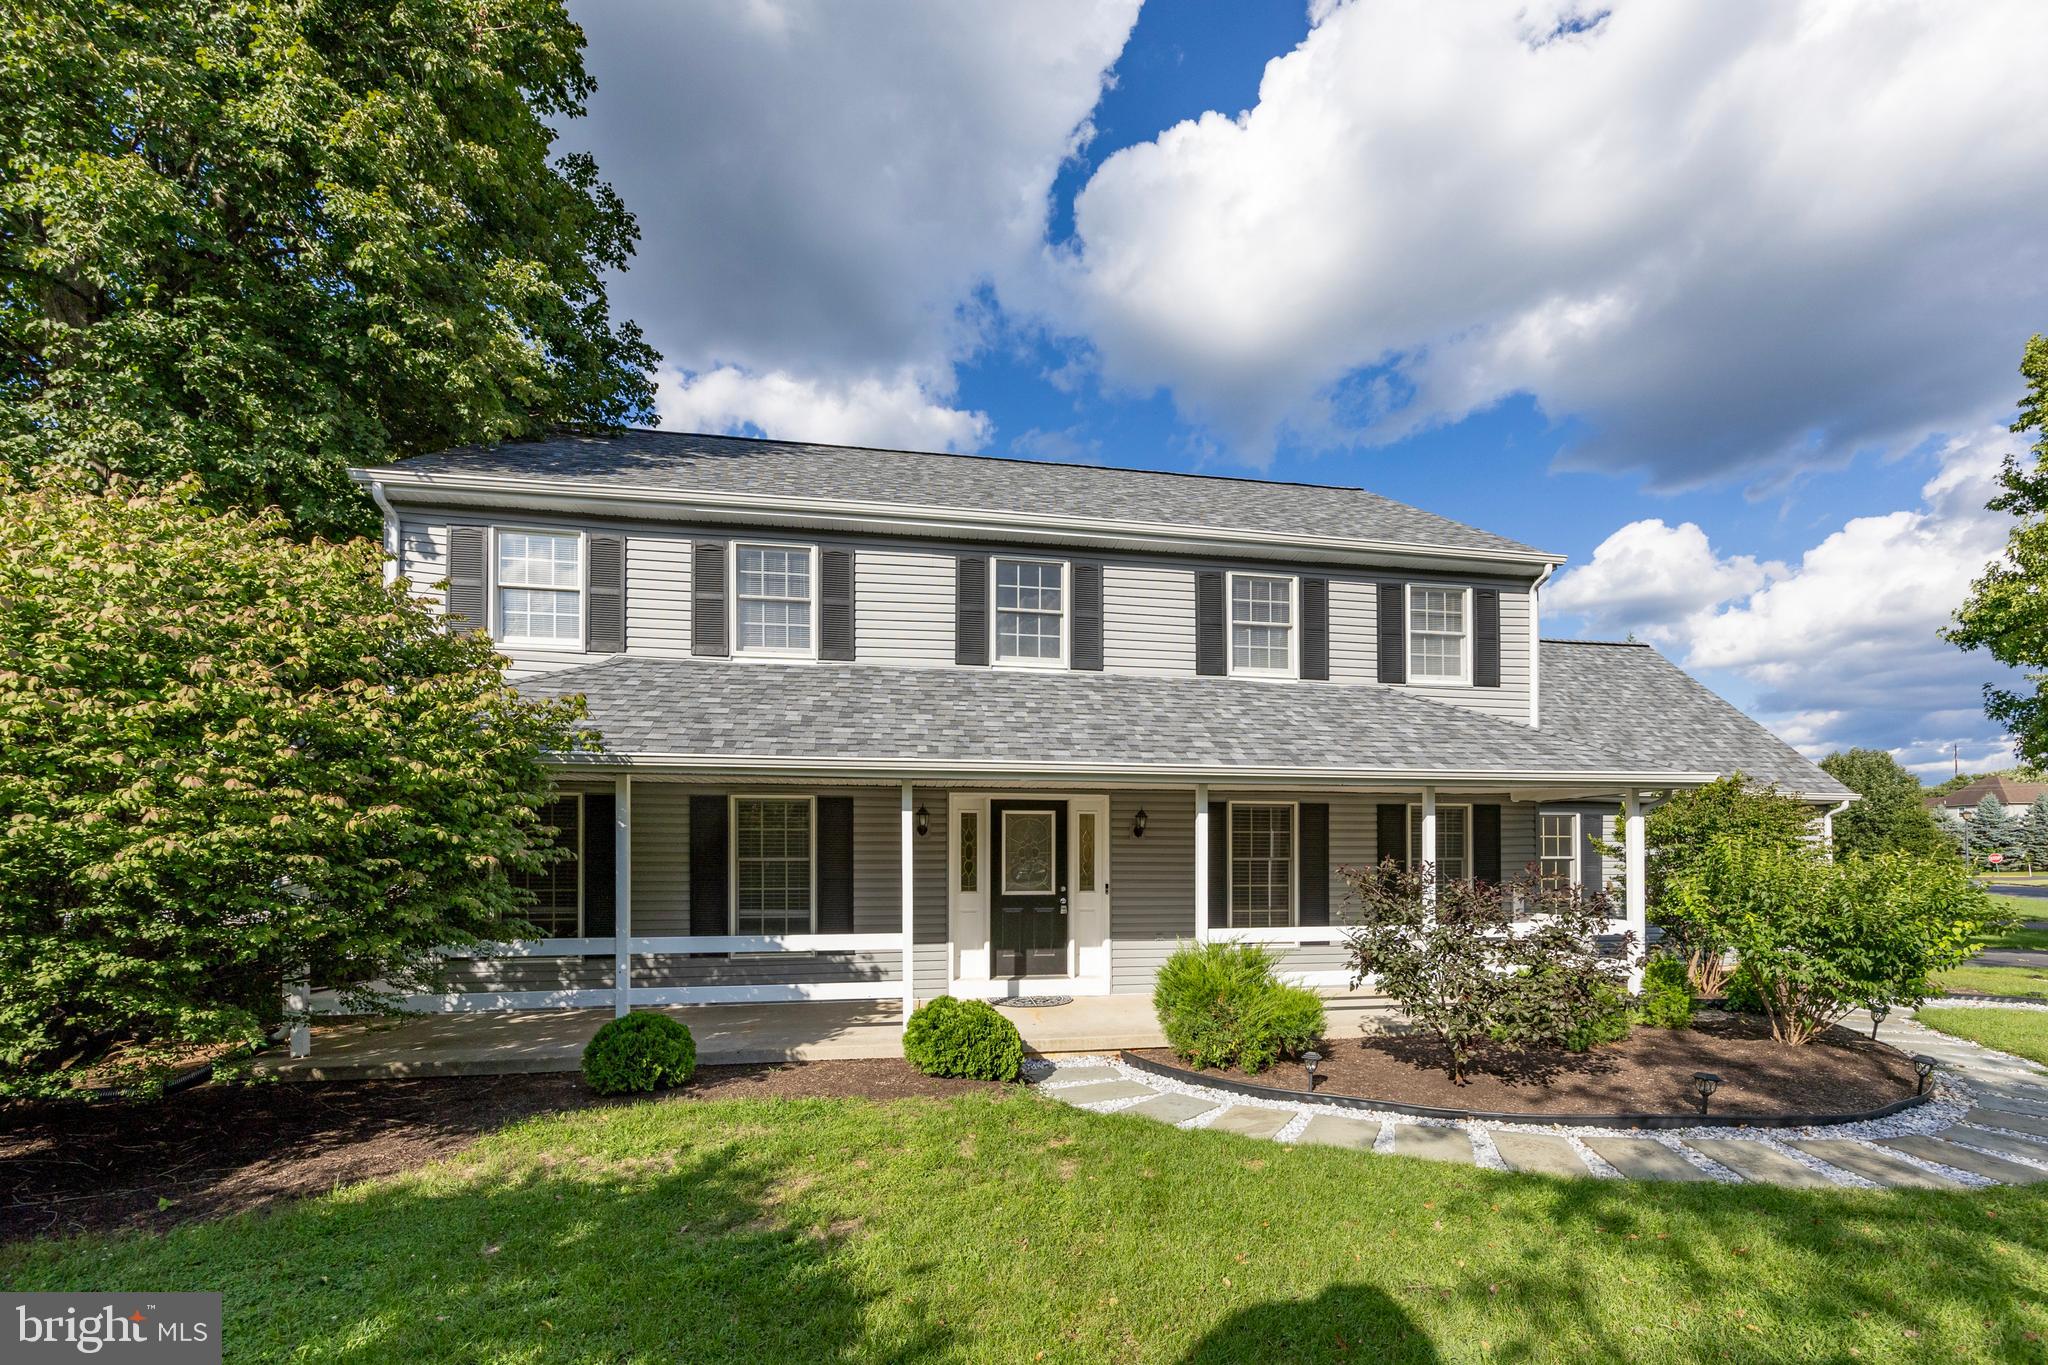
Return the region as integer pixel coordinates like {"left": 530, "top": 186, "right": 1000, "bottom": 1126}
{"left": 1539, "top": 812, "right": 1579, "bottom": 889}
{"left": 736, "top": 544, "right": 815, "bottom": 654}
{"left": 734, "top": 797, "right": 813, "bottom": 934}
{"left": 510, "top": 796, "right": 582, "bottom": 936}
{"left": 1230, "top": 574, "right": 1295, "bottom": 675}
{"left": 1408, "top": 804, "right": 1470, "bottom": 882}
{"left": 1230, "top": 803, "right": 1295, "bottom": 927}
{"left": 497, "top": 530, "right": 582, "bottom": 646}
{"left": 1408, "top": 585, "right": 1469, "bottom": 682}
{"left": 994, "top": 557, "right": 1065, "bottom": 663}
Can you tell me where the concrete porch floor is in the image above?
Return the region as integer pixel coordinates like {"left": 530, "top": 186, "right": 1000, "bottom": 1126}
{"left": 251, "top": 992, "right": 1398, "bottom": 1081}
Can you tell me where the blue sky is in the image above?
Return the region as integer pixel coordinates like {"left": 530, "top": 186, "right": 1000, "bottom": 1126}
{"left": 563, "top": 0, "right": 2048, "bottom": 779}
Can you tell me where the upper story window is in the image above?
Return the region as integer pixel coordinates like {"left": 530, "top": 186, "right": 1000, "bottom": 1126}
{"left": 1408, "top": 585, "right": 1470, "bottom": 684}
{"left": 1229, "top": 573, "right": 1296, "bottom": 677}
{"left": 733, "top": 795, "right": 813, "bottom": 934}
{"left": 496, "top": 531, "right": 583, "bottom": 647}
{"left": 1407, "top": 803, "right": 1471, "bottom": 882}
{"left": 1539, "top": 812, "right": 1579, "bottom": 890}
{"left": 509, "top": 795, "right": 582, "bottom": 936}
{"left": 735, "top": 543, "right": 815, "bottom": 657}
{"left": 993, "top": 557, "right": 1066, "bottom": 666}
{"left": 1229, "top": 801, "right": 1296, "bottom": 928}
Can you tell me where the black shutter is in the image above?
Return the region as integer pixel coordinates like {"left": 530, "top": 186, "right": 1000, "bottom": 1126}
{"left": 582, "top": 792, "right": 616, "bottom": 937}
{"left": 955, "top": 555, "right": 988, "bottom": 665}
{"left": 587, "top": 534, "right": 626, "bottom": 654}
{"left": 1208, "top": 800, "right": 1229, "bottom": 927}
{"left": 1071, "top": 562, "right": 1103, "bottom": 670}
{"left": 1474, "top": 587, "right": 1501, "bottom": 688}
{"left": 1377, "top": 583, "right": 1406, "bottom": 683}
{"left": 1195, "top": 571, "right": 1226, "bottom": 676}
{"left": 1301, "top": 577, "right": 1329, "bottom": 681}
{"left": 1377, "top": 803, "right": 1407, "bottom": 871}
{"left": 689, "top": 794, "right": 729, "bottom": 935}
{"left": 1298, "top": 803, "right": 1329, "bottom": 925}
{"left": 820, "top": 549, "right": 855, "bottom": 661}
{"left": 692, "top": 541, "right": 728, "bottom": 658}
{"left": 1473, "top": 803, "right": 1501, "bottom": 884}
{"left": 1580, "top": 813, "right": 1602, "bottom": 895}
{"left": 815, "top": 796, "right": 854, "bottom": 931}
{"left": 445, "top": 525, "right": 488, "bottom": 634}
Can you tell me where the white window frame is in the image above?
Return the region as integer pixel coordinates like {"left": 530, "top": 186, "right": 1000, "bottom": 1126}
{"left": 514, "top": 792, "right": 585, "bottom": 937}
{"left": 989, "top": 556, "right": 1069, "bottom": 669}
{"left": 730, "top": 541, "right": 820, "bottom": 662}
{"left": 1227, "top": 800, "right": 1299, "bottom": 928}
{"left": 1406, "top": 584, "right": 1472, "bottom": 686}
{"left": 728, "top": 793, "right": 819, "bottom": 935}
{"left": 492, "top": 527, "right": 587, "bottom": 652}
{"left": 1538, "top": 810, "right": 1580, "bottom": 889}
{"left": 1406, "top": 802, "right": 1473, "bottom": 884}
{"left": 1226, "top": 572, "right": 1299, "bottom": 680}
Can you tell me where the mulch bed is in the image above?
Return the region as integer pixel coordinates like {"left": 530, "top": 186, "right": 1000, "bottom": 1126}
{"left": 1, "top": 1059, "right": 997, "bottom": 1242}
{"left": 1131, "top": 1012, "right": 1920, "bottom": 1117}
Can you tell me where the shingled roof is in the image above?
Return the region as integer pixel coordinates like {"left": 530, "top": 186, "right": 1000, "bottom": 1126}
{"left": 369, "top": 430, "right": 1553, "bottom": 560}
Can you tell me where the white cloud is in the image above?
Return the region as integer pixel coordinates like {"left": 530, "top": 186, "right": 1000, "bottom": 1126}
{"left": 1546, "top": 520, "right": 1780, "bottom": 645}
{"left": 1051, "top": 0, "right": 2048, "bottom": 481}
{"left": 654, "top": 365, "right": 990, "bottom": 452}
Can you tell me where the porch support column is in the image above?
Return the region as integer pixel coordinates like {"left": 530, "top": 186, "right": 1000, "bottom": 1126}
{"left": 614, "top": 774, "right": 632, "bottom": 1018}
{"left": 901, "top": 781, "right": 916, "bottom": 1021}
{"left": 286, "top": 969, "right": 311, "bottom": 1058}
{"left": 1623, "top": 791, "right": 1646, "bottom": 993}
{"left": 1419, "top": 785, "right": 1438, "bottom": 907}
{"left": 1193, "top": 785, "right": 1211, "bottom": 944}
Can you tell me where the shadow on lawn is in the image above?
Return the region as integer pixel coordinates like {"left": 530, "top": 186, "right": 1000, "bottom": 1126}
{"left": 1183, "top": 1286, "right": 1438, "bottom": 1364}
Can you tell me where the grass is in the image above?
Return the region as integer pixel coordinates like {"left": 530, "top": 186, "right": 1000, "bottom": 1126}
{"left": 1918, "top": 1006, "right": 2048, "bottom": 1071}
{"left": 7, "top": 1091, "right": 2048, "bottom": 1362}
{"left": 1938, "top": 964, "right": 2048, "bottom": 1000}
{"left": 1978, "top": 915, "right": 2048, "bottom": 954}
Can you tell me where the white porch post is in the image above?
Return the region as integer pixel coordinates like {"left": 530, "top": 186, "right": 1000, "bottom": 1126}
{"left": 614, "top": 774, "right": 632, "bottom": 1018}
{"left": 286, "top": 968, "right": 311, "bottom": 1058}
{"left": 1420, "top": 785, "right": 1438, "bottom": 907}
{"left": 1624, "top": 791, "right": 1647, "bottom": 992}
{"left": 1193, "top": 785, "right": 1211, "bottom": 944}
{"left": 901, "top": 782, "right": 916, "bottom": 1021}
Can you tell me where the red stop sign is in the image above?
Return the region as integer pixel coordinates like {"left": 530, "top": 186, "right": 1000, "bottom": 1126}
{"left": 1989, "top": 853, "right": 2006, "bottom": 864}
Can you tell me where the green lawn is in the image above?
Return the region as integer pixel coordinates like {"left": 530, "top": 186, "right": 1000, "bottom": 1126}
{"left": 6, "top": 1091, "right": 2048, "bottom": 1362}
{"left": 1918, "top": 1006, "right": 2048, "bottom": 1071}
{"left": 1978, "top": 913, "right": 2048, "bottom": 954}
{"left": 1936, "top": 965, "right": 2048, "bottom": 1000}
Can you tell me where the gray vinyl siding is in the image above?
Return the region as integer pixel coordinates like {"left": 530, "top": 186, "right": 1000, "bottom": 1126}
{"left": 1327, "top": 578, "right": 1376, "bottom": 685}
{"left": 1103, "top": 564, "right": 1197, "bottom": 675}
{"left": 1502, "top": 802, "right": 1539, "bottom": 882}
{"left": 913, "top": 786, "right": 950, "bottom": 1001}
{"left": 397, "top": 520, "right": 448, "bottom": 610}
{"left": 856, "top": 550, "right": 955, "bottom": 667}
{"left": 1109, "top": 790, "right": 1194, "bottom": 993}
{"left": 626, "top": 532, "right": 692, "bottom": 656}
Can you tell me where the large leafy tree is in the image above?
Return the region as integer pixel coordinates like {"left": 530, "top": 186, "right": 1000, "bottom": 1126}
{"left": 1819, "top": 748, "right": 1944, "bottom": 858}
{"left": 0, "top": 480, "right": 593, "bottom": 1095}
{"left": 1, "top": 0, "right": 658, "bottom": 537}
{"left": 1950, "top": 334, "right": 2048, "bottom": 760}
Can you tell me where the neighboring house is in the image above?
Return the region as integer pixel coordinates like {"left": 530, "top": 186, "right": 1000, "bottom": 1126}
{"left": 1924, "top": 776, "right": 2048, "bottom": 820}
{"left": 350, "top": 432, "right": 1851, "bottom": 1019}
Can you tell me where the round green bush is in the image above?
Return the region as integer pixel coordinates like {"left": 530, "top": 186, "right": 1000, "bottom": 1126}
{"left": 1153, "top": 941, "right": 1327, "bottom": 1074}
{"left": 1564, "top": 981, "right": 1633, "bottom": 1052}
{"left": 1632, "top": 954, "right": 1695, "bottom": 1029}
{"left": 903, "top": 996, "right": 1024, "bottom": 1081}
{"left": 581, "top": 1012, "right": 697, "bottom": 1094}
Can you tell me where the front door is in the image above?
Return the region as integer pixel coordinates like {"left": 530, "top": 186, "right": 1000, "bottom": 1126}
{"left": 990, "top": 800, "right": 1069, "bottom": 978}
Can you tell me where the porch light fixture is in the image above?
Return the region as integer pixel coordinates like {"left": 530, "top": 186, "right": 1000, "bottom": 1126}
{"left": 915, "top": 805, "right": 930, "bottom": 838}
{"left": 1691, "top": 1072, "right": 1722, "bottom": 1115}
{"left": 1132, "top": 808, "right": 1148, "bottom": 839}
{"left": 1913, "top": 1055, "right": 1937, "bottom": 1095}
{"left": 1868, "top": 1002, "right": 1890, "bottom": 1040}
{"left": 1301, "top": 1050, "right": 1322, "bottom": 1093}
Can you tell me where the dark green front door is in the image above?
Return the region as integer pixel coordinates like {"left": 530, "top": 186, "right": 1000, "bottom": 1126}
{"left": 990, "top": 800, "right": 1068, "bottom": 978}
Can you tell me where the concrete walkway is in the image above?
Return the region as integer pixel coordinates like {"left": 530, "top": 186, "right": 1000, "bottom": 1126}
{"left": 1037, "top": 1007, "right": 2048, "bottom": 1188}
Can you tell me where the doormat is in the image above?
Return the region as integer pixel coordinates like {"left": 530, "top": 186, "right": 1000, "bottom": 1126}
{"left": 1002, "top": 995, "right": 1074, "bottom": 1008}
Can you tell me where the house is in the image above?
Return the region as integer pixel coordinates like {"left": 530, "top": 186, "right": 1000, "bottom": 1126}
{"left": 1924, "top": 775, "right": 2048, "bottom": 820}
{"left": 348, "top": 431, "right": 1851, "bottom": 1027}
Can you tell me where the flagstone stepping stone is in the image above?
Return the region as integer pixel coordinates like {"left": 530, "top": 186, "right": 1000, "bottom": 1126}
{"left": 1297, "top": 1114, "right": 1379, "bottom": 1149}
{"left": 1970, "top": 1086, "right": 2048, "bottom": 1116}
{"left": 1039, "top": 1065, "right": 1127, "bottom": 1087}
{"left": 1207, "top": 1106, "right": 1293, "bottom": 1140}
{"left": 1389, "top": 1125, "right": 1474, "bottom": 1164}
{"left": 1048, "top": 1080, "right": 1156, "bottom": 1106}
{"left": 1582, "top": 1137, "right": 1711, "bottom": 1182}
{"left": 1964, "top": 1107, "right": 2048, "bottom": 1138}
{"left": 1947, "top": 1128, "right": 2048, "bottom": 1169}
{"left": 1788, "top": 1140, "right": 1961, "bottom": 1189}
{"left": 1879, "top": 1135, "right": 2048, "bottom": 1184}
{"left": 1124, "top": 1091, "right": 1218, "bottom": 1125}
{"left": 1487, "top": 1131, "right": 1591, "bottom": 1178}
{"left": 1680, "top": 1139, "right": 1835, "bottom": 1189}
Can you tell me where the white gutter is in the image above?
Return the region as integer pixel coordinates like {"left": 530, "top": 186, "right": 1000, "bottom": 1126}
{"left": 367, "top": 480, "right": 400, "bottom": 587}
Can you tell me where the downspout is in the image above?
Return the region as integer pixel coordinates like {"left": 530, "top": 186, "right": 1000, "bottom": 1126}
{"left": 1529, "top": 562, "right": 1557, "bottom": 728}
{"left": 1821, "top": 798, "right": 1852, "bottom": 860}
{"left": 368, "top": 480, "right": 400, "bottom": 587}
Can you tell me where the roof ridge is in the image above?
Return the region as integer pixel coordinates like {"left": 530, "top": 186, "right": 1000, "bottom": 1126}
{"left": 1541, "top": 637, "right": 1652, "bottom": 647}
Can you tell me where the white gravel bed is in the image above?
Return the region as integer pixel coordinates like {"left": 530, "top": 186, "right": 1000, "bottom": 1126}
{"left": 1466, "top": 1126, "right": 1508, "bottom": 1172}
{"left": 1916, "top": 997, "right": 2048, "bottom": 1014}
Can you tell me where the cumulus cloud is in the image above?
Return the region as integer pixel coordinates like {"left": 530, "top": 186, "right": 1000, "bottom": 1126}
{"left": 1051, "top": 0, "right": 2048, "bottom": 481}
{"left": 1546, "top": 521, "right": 1780, "bottom": 646}
{"left": 653, "top": 365, "right": 991, "bottom": 451}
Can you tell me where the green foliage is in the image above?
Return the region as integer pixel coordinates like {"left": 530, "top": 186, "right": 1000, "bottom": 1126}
{"left": 1, "top": 0, "right": 658, "bottom": 537}
{"left": 1641, "top": 774, "right": 1818, "bottom": 992}
{"left": 1152, "top": 942, "right": 1326, "bottom": 1075}
{"left": 1632, "top": 955, "right": 1694, "bottom": 1029}
{"left": 2025, "top": 795, "right": 2048, "bottom": 871}
{"left": 1564, "top": 983, "right": 1633, "bottom": 1052}
{"left": 581, "top": 1012, "right": 697, "bottom": 1095}
{"left": 1666, "top": 842, "right": 2005, "bottom": 1045}
{"left": 1932, "top": 805, "right": 1973, "bottom": 860}
{"left": 0, "top": 481, "right": 593, "bottom": 1096}
{"left": 1819, "top": 749, "right": 1944, "bottom": 858}
{"left": 1969, "top": 794, "right": 2023, "bottom": 866}
{"left": 1948, "top": 334, "right": 2048, "bottom": 763}
{"left": 902, "top": 996, "right": 1024, "bottom": 1082}
{"left": 1343, "top": 863, "right": 1630, "bottom": 1082}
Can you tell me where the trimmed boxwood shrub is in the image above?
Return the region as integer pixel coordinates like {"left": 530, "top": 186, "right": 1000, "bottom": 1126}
{"left": 1154, "top": 941, "right": 1326, "bottom": 1074}
{"left": 903, "top": 996, "right": 1024, "bottom": 1081}
{"left": 582, "top": 1012, "right": 697, "bottom": 1094}
{"left": 1633, "top": 954, "right": 1695, "bottom": 1029}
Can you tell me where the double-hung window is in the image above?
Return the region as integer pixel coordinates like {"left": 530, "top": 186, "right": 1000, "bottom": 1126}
{"left": 1229, "top": 802, "right": 1296, "bottom": 928}
{"left": 735, "top": 544, "right": 815, "bottom": 657}
{"left": 1407, "top": 804, "right": 1471, "bottom": 882}
{"left": 1229, "top": 573, "right": 1296, "bottom": 677}
{"left": 1408, "top": 585, "right": 1470, "bottom": 683}
{"left": 496, "top": 531, "right": 583, "bottom": 647}
{"left": 509, "top": 795, "right": 583, "bottom": 936}
{"left": 993, "top": 557, "right": 1066, "bottom": 665}
{"left": 1539, "top": 812, "right": 1579, "bottom": 890}
{"left": 733, "top": 796, "right": 813, "bottom": 934}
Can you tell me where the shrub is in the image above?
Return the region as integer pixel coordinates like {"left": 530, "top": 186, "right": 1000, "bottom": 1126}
{"left": 1632, "top": 955, "right": 1694, "bottom": 1029}
{"left": 582, "top": 1013, "right": 697, "bottom": 1095}
{"left": 1565, "top": 983, "right": 1633, "bottom": 1052}
{"left": 903, "top": 996, "right": 1023, "bottom": 1081}
{"left": 1153, "top": 942, "right": 1326, "bottom": 1075}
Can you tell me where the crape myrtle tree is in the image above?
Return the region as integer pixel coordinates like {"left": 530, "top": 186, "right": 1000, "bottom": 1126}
{"left": 1818, "top": 748, "right": 1944, "bottom": 858}
{"left": 0, "top": 481, "right": 595, "bottom": 1096}
{"left": 1, "top": 0, "right": 659, "bottom": 537}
